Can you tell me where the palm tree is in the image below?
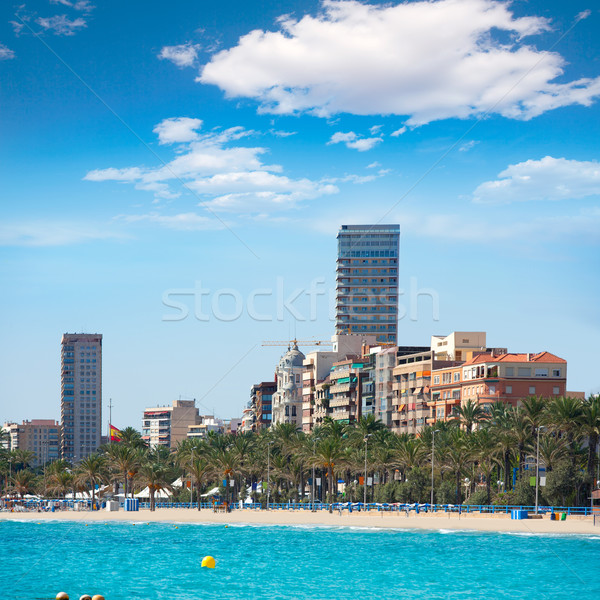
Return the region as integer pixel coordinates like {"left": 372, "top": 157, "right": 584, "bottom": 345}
{"left": 10, "top": 449, "right": 35, "bottom": 472}
{"left": 471, "top": 428, "right": 499, "bottom": 504}
{"left": 580, "top": 395, "right": 600, "bottom": 480}
{"left": 118, "top": 427, "right": 147, "bottom": 449}
{"left": 453, "top": 400, "right": 487, "bottom": 434}
{"left": 211, "top": 447, "right": 241, "bottom": 506}
{"left": 313, "top": 437, "right": 345, "bottom": 511}
{"left": 47, "top": 469, "right": 74, "bottom": 498}
{"left": 442, "top": 430, "right": 472, "bottom": 504}
{"left": 138, "top": 462, "right": 173, "bottom": 511}
{"left": 548, "top": 396, "right": 584, "bottom": 466}
{"left": 105, "top": 444, "right": 140, "bottom": 497}
{"left": 11, "top": 469, "right": 36, "bottom": 499}
{"left": 538, "top": 433, "right": 568, "bottom": 473}
{"left": 76, "top": 454, "right": 108, "bottom": 509}
{"left": 508, "top": 408, "right": 533, "bottom": 481}
{"left": 394, "top": 436, "right": 425, "bottom": 480}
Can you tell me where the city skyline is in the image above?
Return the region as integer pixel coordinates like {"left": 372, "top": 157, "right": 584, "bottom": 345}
{"left": 1, "top": 0, "right": 599, "bottom": 428}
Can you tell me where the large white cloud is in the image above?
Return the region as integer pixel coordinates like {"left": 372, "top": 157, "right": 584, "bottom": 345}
{"left": 473, "top": 156, "right": 600, "bottom": 203}
{"left": 85, "top": 119, "right": 339, "bottom": 212}
{"left": 198, "top": 0, "right": 600, "bottom": 124}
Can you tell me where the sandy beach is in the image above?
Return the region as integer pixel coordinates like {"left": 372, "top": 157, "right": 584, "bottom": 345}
{"left": 2, "top": 508, "right": 598, "bottom": 535}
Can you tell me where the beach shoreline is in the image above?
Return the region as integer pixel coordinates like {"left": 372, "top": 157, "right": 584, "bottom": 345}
{"left": 2, "top": 508, "right": 598, "bottom": 535}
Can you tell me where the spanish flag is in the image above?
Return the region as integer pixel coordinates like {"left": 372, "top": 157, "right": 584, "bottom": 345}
{"left": 109, "top": 424, "right": 122, "bottom": 442}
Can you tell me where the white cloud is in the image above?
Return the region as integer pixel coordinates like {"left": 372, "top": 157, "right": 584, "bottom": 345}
{"left": 159, "top": 43, "right": 201, "bottom": 68}
{"left": 36, "top": 14, "right": 86, "bottom": 36}
{"left": 459, "top": 140, "right": 478, "bottom": 152}
{"left": 199, "top": 0, "right": 600, "bottom": 124}
{"left": 0, "top": 44, "right": 15, "bottom": 60}
{"left": 473, "top": 156, "right": 600, "bottom": 204}
{"left": 369, "top": 125, "right": 382, "bottom": 135}
{"left": 367, "top": 162, "right": 380, "bottom": 169}
{"left": 0, "top": 221, "right": 120, "bottom": 247}
{"left": 116, "top": 212, "right": 221, "bottom": 231}
{"left": 85, "top": 119, "right": 338, "bottom": 215}
{"left": 50, "top": 0, "right": 95, "bottom": 12}
{"left": 328, "top": 131, "right": 382, "bottom": 151}
{"left": 270, "top": 129, "right": 297, "bottom": 137}
{"left": 391, "top": 127, "right": 407, "bottom": 137}
{"left": 323, "top": 173, "right": 377, "bottom": 184}
{"left": 153, "top": 117, "right": 203, "bottom": 144}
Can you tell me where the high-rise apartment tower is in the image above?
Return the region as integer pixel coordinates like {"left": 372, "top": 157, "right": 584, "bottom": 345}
{"left": 60, "top": 333, "right": 102, "bottom": 462}
{"left": 336, "top": 225, "right": 400, "bottom": 345}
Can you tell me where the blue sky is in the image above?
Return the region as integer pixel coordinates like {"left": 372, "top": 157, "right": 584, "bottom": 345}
{"left": 1, "top": 0, "right": 599, "bottom": 429}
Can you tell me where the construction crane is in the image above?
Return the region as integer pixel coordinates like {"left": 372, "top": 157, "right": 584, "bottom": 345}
{"left": 261, "top": 339, "right": 333, "bottom": 347}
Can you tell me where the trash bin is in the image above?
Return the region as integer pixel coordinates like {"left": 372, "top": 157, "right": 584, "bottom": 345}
{"left": 560, "top": 512, "right": 567, "bottom": 521}
{"left": 550, "top": 512, "right": 556, "bottom": 521}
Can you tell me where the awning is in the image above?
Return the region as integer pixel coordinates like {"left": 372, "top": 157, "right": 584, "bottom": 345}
{"left": 398, "top": 404, "right": 405, "bottom": 411}
{"left": 414, "top": 387, "right": 422, "bottom": 394}
{"left": 200, "top": 486, "right": 220, "bottom": 497}
{"left": 135, "top": 487, "right": 171, "bottom": 499}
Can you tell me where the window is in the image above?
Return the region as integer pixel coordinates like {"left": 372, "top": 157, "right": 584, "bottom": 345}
{"left": 535, "top": 368, "right": 549, "bottom": 377}
{"left": 433, "top": 375, "right": 440, "bottom": 384}
{"left": 292, "top": 406, "right": 297, "bottom": 417}
{"left": 488, "top": 385, "right": 496, "bottom": 394}
{"left": 529, "top": 386, "right": 536, "bottom": 394}
{"left": 552, "top": 369, "right": 561, "bottom": 377}
{"left": 505, "top": 367, "right": 514, "bottom": 377}
{"left": 518, "top": 367, "right": 531, "bottom": 377}
{"left": 506, "top": 385, "right": 512, "bottom": 394}
{"left": 553, "top": 387, "right": 560, "bottom": 395}
{"left": 454, "top": 372, "right": 460, "bottom": 382}
{"left": 285, "top": 406, "right": 289, "bottom": 416}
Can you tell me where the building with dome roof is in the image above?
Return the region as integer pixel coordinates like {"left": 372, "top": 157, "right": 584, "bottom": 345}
{"left": 272, "top": 342, "right": 306, "bottom": 426}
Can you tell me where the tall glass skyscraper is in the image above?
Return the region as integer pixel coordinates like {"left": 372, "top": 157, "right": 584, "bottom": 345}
{"left": 60, "top": 333, "right": 102, "bottom": 462}
{"left": 336, "top": 225, "right": 400, "bottom": 344}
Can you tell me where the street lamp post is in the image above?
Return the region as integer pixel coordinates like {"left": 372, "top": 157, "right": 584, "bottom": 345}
{"left": 364, "top": 434, "right": 371, "bottom": 506}
{"left": 267, "top": 441, "right": 273, "bottom": 509}
{"left": 311, "top": 437, "right": 318, "bottom": 512}
{"left": 535, "top": 426, "right": 546, "bottom": 515}
{"left": 190, "top": 446, "right": 194, "bottom": 509}
{"left": 431, "top": 429, "right": 440, "bottom": 507}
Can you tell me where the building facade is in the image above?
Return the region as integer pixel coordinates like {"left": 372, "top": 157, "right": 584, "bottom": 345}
{"left": 272, "top": 343, "right": 306, "bottom": 427}
{"left": 60, "top": 333, "right": 102, "bottom": 462}
{"left": 250, "top": 381, "right": 276, "bottom": 430}
{"left": 2, "top": 419, "right": 61, "bottom": 467}
{"left": 335, "top": 224, "right": 400, "bottom": 345}
{"left": 142, "top": 399, "right": 200, "bottom": 449}
{"left": 187, "top": 416, "right": 225, "bottom": 439}
{"left": 428, "top": 351, "right": 568, "bottom": 426}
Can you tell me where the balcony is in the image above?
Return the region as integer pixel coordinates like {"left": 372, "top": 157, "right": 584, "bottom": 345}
{"left": 330, "top": 397, "right": 351, "bottom": 408}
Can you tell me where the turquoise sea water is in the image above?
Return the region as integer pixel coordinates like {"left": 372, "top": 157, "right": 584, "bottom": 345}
{"left": 2, "top": 519, "right": 600, "bottom": 600}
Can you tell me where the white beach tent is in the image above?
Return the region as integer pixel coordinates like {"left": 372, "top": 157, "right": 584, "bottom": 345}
{"left": 200, "top": 487, "right": 220, "bottom": 498}
{"left": 134, "top": 487, "right": 172, "bottom": 499}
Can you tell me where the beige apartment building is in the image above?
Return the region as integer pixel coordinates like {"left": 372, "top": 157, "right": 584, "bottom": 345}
{"left": 142, "top": 399, "right": 200, "bottom": 449}
{"left": 2, "top": 419, "right": 61, "bottom": 467}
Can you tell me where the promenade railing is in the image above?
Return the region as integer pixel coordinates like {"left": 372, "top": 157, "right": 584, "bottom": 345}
{"left": 2, "top": 498, "right": 597, "bottom": 516}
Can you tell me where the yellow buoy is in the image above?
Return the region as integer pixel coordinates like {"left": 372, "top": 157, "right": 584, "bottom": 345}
{"left": 201, "top": 555, "right": 216, "bottom": 569}
{"left": 92, "top": 595, "right": 105, "bottom": 600}
{"left": 80, "top": 595, "right": 92, "bottom": 600}
{"left": 56, "top": 593, "right": 69, "bottom": 600}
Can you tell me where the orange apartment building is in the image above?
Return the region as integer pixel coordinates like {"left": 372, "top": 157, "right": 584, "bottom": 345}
{"left": 429, "top": 351, "right": 567, "bottom": 425}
